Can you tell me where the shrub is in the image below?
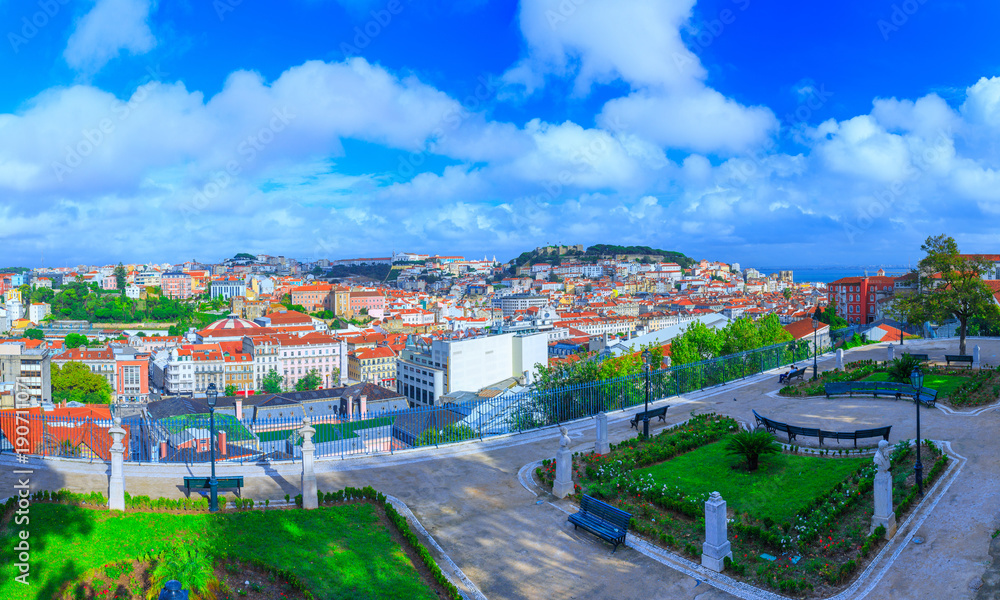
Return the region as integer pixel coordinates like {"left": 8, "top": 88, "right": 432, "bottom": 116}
{"left": 725, "top": 429, "right": 780, "bottom": 471}
{"left": 887, "top": 354, "right": 922, "bottom": 383}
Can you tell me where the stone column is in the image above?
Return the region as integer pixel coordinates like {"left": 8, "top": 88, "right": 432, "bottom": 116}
{"left": 974, "top": 345, "right": 981, "bottom": 369}
{"left": 836, "top": 348, "right": 844, "bottom": 370}
{"left": 887, "top": 344, "right": 895, "bottom": 362}
{"left": 871, "top": 440, "right": 896, "bottom": 539}
{"left": 108, "top": 418, "right": 127, "bottom": 511}
{"left": 299, "top": 417, "right": 318, "bottom": 509}
{"left": 553, "top": 426, "right": 574, "bottom": 499}
{"left": 595, "top": 412, "right": 609, "bottom": 455}
{"left": 701, "top": 492, "right": 733, "bottom": 572}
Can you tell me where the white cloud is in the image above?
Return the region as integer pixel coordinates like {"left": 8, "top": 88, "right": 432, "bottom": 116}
{"left": 504, "top": 0, "right": 777, "bottom": 155}
{"left": 64, "top": 0, "right": 156, "bottom": 73}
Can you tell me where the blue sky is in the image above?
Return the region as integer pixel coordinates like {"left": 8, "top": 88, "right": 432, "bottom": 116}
{"left": 2, "top": 0, "right": 1000, "bottom": 268}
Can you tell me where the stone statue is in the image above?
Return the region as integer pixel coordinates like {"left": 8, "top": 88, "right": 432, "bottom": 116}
{"left": 559, "top": 425, "right": 571, "bottom": 449}
{"left": 874, "top": 439, "right": 890, "bottom": 473}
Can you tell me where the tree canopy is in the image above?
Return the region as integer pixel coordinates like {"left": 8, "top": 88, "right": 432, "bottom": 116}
{"left": 893, "top": 234, "right": 1000, "bottom": 355}
{"left": 260, "top": 368, "right": 283, "bottom": 394}
{"left": 64, "top": 333, "right": 89, "bottom": 348}
{"left": 294, "top": 369, "right": 322, "bottom": 392}
{"left": 52, "top": 362, "right": 112, "bottom": 404}
{"left": 670, "top": 315, "right": 792, "bottom": 366}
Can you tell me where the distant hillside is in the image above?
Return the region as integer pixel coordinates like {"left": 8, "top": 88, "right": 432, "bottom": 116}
{"left": 512, "top": 244, "right": 694, "bottom": 269}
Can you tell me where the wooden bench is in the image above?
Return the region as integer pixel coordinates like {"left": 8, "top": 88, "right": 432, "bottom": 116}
{"left": 779, "top": 367, "right": 807, "bottom": 384}
{"left": 945, "top": 354, "right": 974, "bottom": 368}
{"left": 568, "top": 494, "right": 632, "bottom": 552}
{"left": 629, "top": 405, "right": 668, "bottom": 430}
{"left": 753, "top": 410, "right": 891, "bottom": 448}
{"left": 903, "top": 353, "right": 929, "bottom": 362}
{"left": 823, "top": 381, "right": 938, "bottom": 407}
{"left": 183, "top": 476, "right": 244, "bottom": 497}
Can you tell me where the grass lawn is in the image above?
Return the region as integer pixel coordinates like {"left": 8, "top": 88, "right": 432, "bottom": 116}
{"left": 0, "top": 503, "right": 437, "bottom": 600}
{"left": 161, "top": 413, "right": 255, "bottom": 441}
{"left": 635, "top": 441, "right": 866, "bottom": 524}
{"left": 862, "top": 371, "right": 966, "bottom": 398}
{"left": 257, "top": 416, "right": 395, "bottom": 444}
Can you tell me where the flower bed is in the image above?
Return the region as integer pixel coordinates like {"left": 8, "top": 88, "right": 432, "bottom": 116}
{"left": 535, "top": 415, "right": 950, "bottom": 597}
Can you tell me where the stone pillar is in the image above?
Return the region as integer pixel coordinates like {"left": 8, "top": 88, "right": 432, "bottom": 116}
{"left": 887, "top": 344, "right": 895, "bottom": 362}
{"left": 299, "top": 417, "right": 318, "bottom": 509}
{"left": 701, "top": 492, "right": 733, "bottom": 572}
{"left": 871, "top": 440, "right": 896, "bottom": 539}
{"left": 552, "top": 426, "right": 574, "bottom": 499}
{"left": 974, "top": 345, "right": 981, "bottom": 369}
{"left": 836, "top": 348, "right": 844, "bottom": 370}
{"left": 108, "top": 418, "right": 127, "bottom": 511}
{"left": 595, "top": 412, "right": 609, "bottom": 455}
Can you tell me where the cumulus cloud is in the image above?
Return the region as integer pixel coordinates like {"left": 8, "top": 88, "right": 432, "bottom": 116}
{"left": 64, "top": 0, "right": 156, "bottom": 73}
{"left": 504, "top": 0, "right": 777, "bottom": 155}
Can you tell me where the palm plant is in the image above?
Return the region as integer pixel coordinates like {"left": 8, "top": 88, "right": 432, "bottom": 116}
{"left": 725, "top": 429, "right": 779, "bottom": 471}
{"left": 146, "top": 548, "right": 215, "bottom": 600}
{"left": 887, "top": 354, "right": 921, "bottom": 383}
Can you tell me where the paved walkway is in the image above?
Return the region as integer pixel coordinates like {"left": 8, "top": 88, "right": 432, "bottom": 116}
{"left": 4, "top": 338, "right": 1000, "bottom": 599}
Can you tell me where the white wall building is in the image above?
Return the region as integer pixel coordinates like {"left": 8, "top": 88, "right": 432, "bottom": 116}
{"left": 28, "top": 302, "right": 50, "bottom": 324}
{"left": 397, "top": 332, "right": 549, "bottom": 407}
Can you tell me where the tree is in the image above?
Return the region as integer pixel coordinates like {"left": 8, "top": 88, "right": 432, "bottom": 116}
{"left": 224, "top": 384, "right": 237, "bottom": 396}
{"left": 24, "top": 329, "right": 44, "bottom": 340}
{"left": 817, "top": 302, "right": 848, "bottom": 330}
{"left": 114, "top": 263, "right": 127, "bottom": 293}
{"left": 414, "top": 424, "right": 476, "bottom": 447}
{"left": 260, "top": 368, "right": 283, "bottom": 394}
{"left": 64, "top": 333, "right": 89, "bottom": 348}
{"left": 51, "top": 362, "right": 113, "bottom": 404}
{"left": 782, "top": 288, "right": 793, "bottom": 300}
{"left": 295, "top": 369, "right": 322, "bottom": 392}
{"left": 894, "top": 234, "right": 1000, "bottom": 355}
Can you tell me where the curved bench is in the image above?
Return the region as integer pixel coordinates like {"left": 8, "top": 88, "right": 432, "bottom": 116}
{"left": 824, "top": 381, "right": 937, "bottom": 407}
{"left": 752, "top": 410, "right": 891, "bottom": 448}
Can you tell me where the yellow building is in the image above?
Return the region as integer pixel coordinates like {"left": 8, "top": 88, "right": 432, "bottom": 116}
{"left": 347, "top": 346, "right": 397, "bottom": 387}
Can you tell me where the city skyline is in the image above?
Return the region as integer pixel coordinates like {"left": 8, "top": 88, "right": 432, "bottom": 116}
{"left": 3, "top": 1, "right": 1000, "bottom": 266}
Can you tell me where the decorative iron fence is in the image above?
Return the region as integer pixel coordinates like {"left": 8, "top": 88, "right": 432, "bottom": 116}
{"left": 1, "top": 340, "right": 815, "bottom": 464}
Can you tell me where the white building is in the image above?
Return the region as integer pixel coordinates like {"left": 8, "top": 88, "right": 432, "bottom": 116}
{"left": 211, "top": 279, "right": 246, "bottom": 300}
{"left": 28, "top": 302, "right": 50, "bottom": 324}
{"left": 124, "top": 285, "right": 142, "bottom": 299}
{"left": 396, "top": 332, "right": 549, "bottom": 407}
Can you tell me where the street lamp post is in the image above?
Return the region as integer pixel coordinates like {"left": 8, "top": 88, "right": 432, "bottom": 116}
{"left": 811, "top": 318, "right": 819, "bottom": 381}
{"left": 909, "top": 367, "right": 924, "bottom": 496}
{"left": 206, "top": 382, "right": 219, "bottom": 512}
{"left": 641, "top": 349, "right": 652, "bottom": 439}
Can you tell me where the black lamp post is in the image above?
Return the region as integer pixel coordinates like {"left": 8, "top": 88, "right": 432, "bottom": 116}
{"left": 206, "top": 382, "right": 219, "bottom": 512}
{"left": 641, "top": 349, "right": 652, "bottom": 438}
{"left": 811, "top": 318, "right": 819, "bottom": 381}
{"left": 909, "top": 367, "right": 924, "bottom": 496}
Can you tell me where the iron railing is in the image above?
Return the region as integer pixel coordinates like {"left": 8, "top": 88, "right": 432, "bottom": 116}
{"left": 1, "top": 340, "right": 815, "bottom": 464}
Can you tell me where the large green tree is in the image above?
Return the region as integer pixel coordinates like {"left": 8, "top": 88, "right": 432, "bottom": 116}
{"left": 24, "top": 328, "right": 44, "bottom": 340}
{"left": 260, "top": 368, "right": 283, "bottom": 394}
{"left": 64, "top": 333, "right": 89, "bottom": 348}
{"left": 893, "top": 234, "right": 1000, "bottom": 355}
{"left": 51, "top": 362, "right": 113, "bottom": 404}
{"left": 294, "top": 369, "right": 322, "bottom": 392}
{"left": 114, "top": 263, "right": 127, "bottom": 292}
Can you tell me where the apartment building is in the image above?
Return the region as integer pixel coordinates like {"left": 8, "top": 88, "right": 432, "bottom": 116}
{"left": 161, "top": 272, "right": 193, "bottom": 299}
{"left": 0, "top": 342, "right": 51, "bottom": 404}
{"left": 827, "top": 275, "right": 896, "bottom": 325}
{"left": 396, "top": 331, "right": 548, "bottom": 407}
{"left": 274, "top": 332, "right": 347, "bottom": 390}
{"left": 348, "top": 346, "right": 397, "bottom": 388}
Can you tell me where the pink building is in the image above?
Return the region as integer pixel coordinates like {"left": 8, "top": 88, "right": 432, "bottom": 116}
{"left": 161, "top": 272, "right": 193, "bottom": 299}
{"left": 349, "top": 291, "right": 385, "bottom": 318}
